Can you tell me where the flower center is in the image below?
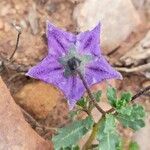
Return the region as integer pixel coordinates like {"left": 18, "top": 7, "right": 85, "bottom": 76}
{"left": 67, "top": 57, "right": 81, "bottom": 71}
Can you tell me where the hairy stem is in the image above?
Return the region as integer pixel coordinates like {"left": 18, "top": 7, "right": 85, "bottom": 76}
{"left": 77, "top": 70, "right": 106, "bottom": 115}
{"left": 131, "top": 85, "right": 150, "bottom": 101}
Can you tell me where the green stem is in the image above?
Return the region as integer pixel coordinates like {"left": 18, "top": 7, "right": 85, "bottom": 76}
{"left": 77, "top": 70, "right": 106, "bottom": 149}
{"left": 82, "top": 117, "right": 103, "bottom": 150}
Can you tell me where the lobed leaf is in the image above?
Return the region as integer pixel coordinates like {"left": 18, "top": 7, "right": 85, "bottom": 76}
{"left": 116, "top": 92, "right": 132, "bottom": 109}
{"left": 107, "top": 86, "right": 117, "bottom": 107}
{"left": 93, "top": 90, "right": 102, "bottom": 102}
{"left": 97, "top": 114, "right": 121, "bottom": 150}
{"left": 52, "top": 116, "right": 94, "bottom": 150}
{"left": 76, "top": 97, "right": 87, "bottom": 108}
{"left": 116, "top": 104, "right": 146, "bottom": 131}
{"left": 77, "top": 90, "right": 102, "bottom": 108}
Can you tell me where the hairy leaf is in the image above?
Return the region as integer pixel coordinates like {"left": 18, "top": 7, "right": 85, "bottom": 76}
{"left": 116, "top": 92, "right": 132, "bottom": 109}
{"left": 93, "top": 90, "right": 102, "bottom": 102}
{"left": 97, "top": 114, "right": 121, "bottom": 150}
{"left": 107, "top": 86, "right": 117, "bottom": 107}
{"left": 116, "top": 104, "right": 146, "bottom": 131}
{"left": 52, "top": 117, "right": 94, "bottom": 150}
{"left": 77, "top": 90, "right": 102, "bottom": 108}
{"left": 76, "top": 97, "right": 87, "bottom": 108}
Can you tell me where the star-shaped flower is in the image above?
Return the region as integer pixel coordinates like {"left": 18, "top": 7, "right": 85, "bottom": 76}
{"left": 26, "top": 21, "right": 122, "bottom": 109}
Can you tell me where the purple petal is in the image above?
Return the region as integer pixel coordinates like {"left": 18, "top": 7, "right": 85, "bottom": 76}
{"left": 85, "top": 56, "right": 122, "bottom": 86}
{"left": 76, "top": 23, "right": 101, "bottom": 57}
{"left": 46, "top": 21, "right": 76, "bottom": 57}
{"left": 26, "top": 55, "right": 64, "bottom": 82}
{"left": 56, "top": 76, "right": 85, "bottom": 109}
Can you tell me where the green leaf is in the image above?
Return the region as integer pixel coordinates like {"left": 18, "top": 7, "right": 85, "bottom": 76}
{"left": 129, "top": 141, "right": 139, "bottom": 150}
{"left": 116, "top": 104, "right": 146, "bottom": 131}
{"left": 97, "top": 114, "right": 121, "bottom": 150}
{"left": 93, "top": 90, "right": 102, "bottom": 102}
{"left": 52, "top": 117, "right": 94, "bottom": 150}
{"left": 76, "top": 97, "right": 87, "bottom": 108}
{"left": 120, "top": 92, "right": 132, "bottom": 102}
{"left": 77, "top": 90, "right": 102, "bottom": 108}
{"left": 107, "top": 86, "right": 117, "bottom": 107}
{"left": 76, "top": 90, "right": 101, "bottom": 110}
{"left": 116, "top": 92, "right": 132, "bottom": 109}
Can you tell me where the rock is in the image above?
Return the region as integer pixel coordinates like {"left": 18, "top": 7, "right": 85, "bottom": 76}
{"left": 15, "top": 81, "right": 61, "bottom": 119}
{"left": 133, "top": 114, "right": 150, "bottom": 150}
{"left": 73, "top": 0, "right": 141, "bottom": 54}
{"left": 0, "top": 77, "right": 53, "bottom": 150}
{"left": 120, "top": 30, "right": 150, "bottom": 66}
{"left": 132, "top": 0, "right": 150, "bottom": 21}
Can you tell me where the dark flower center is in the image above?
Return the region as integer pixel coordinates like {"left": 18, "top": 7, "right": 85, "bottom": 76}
{"left": 67, "top": 57, "right": 81, "bottom": 71}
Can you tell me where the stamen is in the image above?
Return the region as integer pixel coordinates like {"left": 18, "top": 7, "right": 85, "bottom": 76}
{"left": 67, "top": 57, "right": 81, "bottom": 71}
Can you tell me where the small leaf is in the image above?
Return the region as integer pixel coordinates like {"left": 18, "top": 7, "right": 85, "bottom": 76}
{"left": 116, "top": 92, "right": 132, "bottom": 109}
{"left": 107, "top": 86, "right": 117, "bottom": 107}
{"left": 116, "top": 104, "right": 146, "bottom": 131}
{"left": 52, "top": 117, "right": 94, "bottom": 150}
{"left": 76, "top": 97, "right": 87, "bottom": 108}
{"left": 120, "top": 92, "right": 132, "bottom": 102}
{"left": 129, "top": 141, "right": 139, "bottom": 150}
{"left": 93, "top": 90, "right": 102, "bottom": 102}
{"left": 97, "top": 114, "right": 121, "bottom": 150}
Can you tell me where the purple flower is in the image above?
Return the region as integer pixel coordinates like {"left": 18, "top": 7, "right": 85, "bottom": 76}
{"left": 26, "top": 21, "right": 122, "bottom": 109}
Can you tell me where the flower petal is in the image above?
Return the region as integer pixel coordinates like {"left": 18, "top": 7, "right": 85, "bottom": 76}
{"left": 85, "top": 56, "right": 122, "bottom": 86}
{"left": 77, "top": 23, "right": 101, "bottom": 57}
{"left": 46, "top": 21, "right": 76, "bottom": 57}
{"left": 26, "top": 55, "right": 64, "bottom": 82}
{"left": 56, "top": 76, "right": 85, "bottom": 109}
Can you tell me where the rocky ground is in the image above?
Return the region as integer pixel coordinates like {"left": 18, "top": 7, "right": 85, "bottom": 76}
{"left": 0, "top": 0, "right": 150, "bottom": 149}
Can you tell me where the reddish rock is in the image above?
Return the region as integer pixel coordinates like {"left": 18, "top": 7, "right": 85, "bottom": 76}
{"left": 15, "top": 81, "right": 61, "bottom": 119}
{"left": 0, "top": 77, "right": 53, "bottom": 150}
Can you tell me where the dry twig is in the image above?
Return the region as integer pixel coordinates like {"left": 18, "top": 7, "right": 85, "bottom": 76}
{"left": 116, "top": 63, "right": 150, "bottom": 73}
